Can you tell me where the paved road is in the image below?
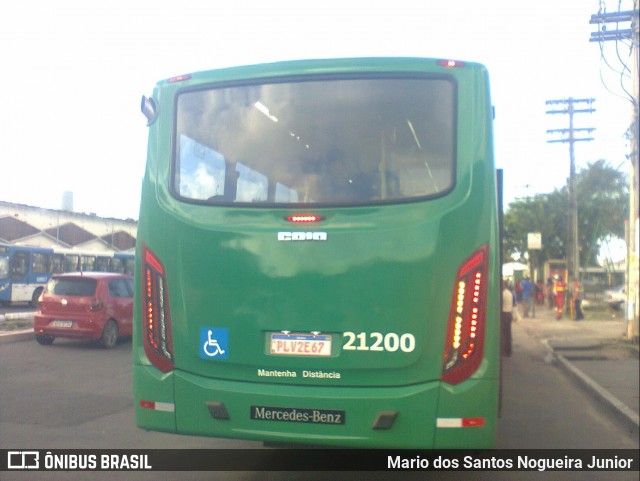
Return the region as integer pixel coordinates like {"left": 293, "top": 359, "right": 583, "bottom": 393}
{"left": 0, "top": 321, "right": 637, "bottom": 480}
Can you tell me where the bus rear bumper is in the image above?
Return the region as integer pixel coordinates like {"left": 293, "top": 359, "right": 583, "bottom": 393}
{"left": 134, "top": 365, "right": 497, "bottom": 448}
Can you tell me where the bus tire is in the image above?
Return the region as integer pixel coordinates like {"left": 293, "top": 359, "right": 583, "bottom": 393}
{"left": 31, "top": 287, "right": 44, "bottom": 307}
{"left": 100, "top": 320, "right": 119, "bottom": 349}
{"left": 36, "top": 334, "right": 55, "bottom": 345}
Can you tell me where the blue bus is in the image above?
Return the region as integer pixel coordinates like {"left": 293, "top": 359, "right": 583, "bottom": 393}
{"left": 0, "top": 243, "right": 134, "bottom": 305}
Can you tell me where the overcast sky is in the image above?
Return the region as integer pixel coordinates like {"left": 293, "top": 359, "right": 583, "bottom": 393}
{"left": 1, "top": 0, "right": 635, "bottom": 222}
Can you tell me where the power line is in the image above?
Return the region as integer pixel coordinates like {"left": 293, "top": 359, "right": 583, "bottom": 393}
{"left": 546, "top": 98, "right": 596, "bottom": 285}
{"left": 590, "top": 6, "right": 639, "bottom": 105}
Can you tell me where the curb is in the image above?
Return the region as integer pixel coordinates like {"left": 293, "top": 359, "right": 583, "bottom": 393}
{"left": 0, "top": 312, "right": 35, "bottom": 345}
{"left": 542, "top": 339, "right": 639, "bottom": 434}
{"left": 0, "top": 329, "right": 34, "bottom": 345}
{"left": 0, "top": 311, "right": 35, "bottom": 322}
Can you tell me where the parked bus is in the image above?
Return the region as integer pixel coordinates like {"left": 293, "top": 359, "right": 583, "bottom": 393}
{"left": 0, "top": 243, "right": 134, "bottom": 305}
{"left": 134, "top": 58, "right": 500, "bottom": 448}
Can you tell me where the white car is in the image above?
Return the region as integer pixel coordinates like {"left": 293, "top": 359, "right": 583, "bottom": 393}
{"left": 603, "top": 285, "right": 625, "bottom": 310}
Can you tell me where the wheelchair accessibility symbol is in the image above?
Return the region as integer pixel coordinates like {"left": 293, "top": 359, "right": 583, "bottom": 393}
{"left": 200, "top": 328, "right": 229, "bottom": 360}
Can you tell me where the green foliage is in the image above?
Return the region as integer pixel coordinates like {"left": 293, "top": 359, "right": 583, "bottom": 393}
{"left": 503, "top": 160, "right": 628, "bottom": 266}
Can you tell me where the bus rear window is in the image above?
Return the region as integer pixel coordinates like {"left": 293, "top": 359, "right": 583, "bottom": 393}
{"left": 174, "top": 77, "right": 455, "bottom": 206}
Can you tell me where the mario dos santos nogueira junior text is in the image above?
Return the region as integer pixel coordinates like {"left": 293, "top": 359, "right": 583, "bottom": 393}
{"left": 388, "top": 454, "right": 636, "bottom": 471}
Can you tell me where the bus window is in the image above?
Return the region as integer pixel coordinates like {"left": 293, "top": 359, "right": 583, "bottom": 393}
{"left": 175, "top": 78, "right": 455, "bottom": 206}
{"left": 32, "top": 252, "right": 51, "bottom": 274}
{"left": 64, "top": 255, "right": 80, "bottom": 272}
{"left": 0, "top": 254, "right": 8, "bottom": 279}
{"left": 10, "top": 252, "right": 29, "bottom": 280}
{"left": 124, "top": 258, "right": 135, "bottom": 275}
{"left": 96, "top": 256, "right": 111, "bottom": 272}
{"left": 51, "top": 254, "right": 64, "bottom": 273}
{"left": 111, "top": 258, "right": 124, "bottom": 273}
{"left": 81, "top": 256, "right": 96, "bottom": 272}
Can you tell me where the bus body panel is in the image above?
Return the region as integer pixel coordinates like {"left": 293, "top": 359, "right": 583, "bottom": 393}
{"left": 133, "top": 363, "right": 177, "bottom": 433}
{"left": 132, "top": 367, "right": 498, "bottom": 448}
{"left": 134, "top": 58, "right": 499, "bottom": 448}
{"left": 142, "top": 199, "right": 496, "bottom": 386}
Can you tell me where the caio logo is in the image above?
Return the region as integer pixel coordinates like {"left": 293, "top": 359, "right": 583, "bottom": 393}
{"left": 277, "top": 231, "right": 327, "bottom": 241}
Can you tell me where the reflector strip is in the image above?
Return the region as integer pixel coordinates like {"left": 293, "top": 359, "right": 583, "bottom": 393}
{"left": 139, "top": 400, "right": 175, "bottom": 412}
{"left": 436, "top": 417, "right": 485, "bottom": 428}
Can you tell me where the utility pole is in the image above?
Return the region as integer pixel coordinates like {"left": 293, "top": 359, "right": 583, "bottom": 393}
{"left": 590, "top": 3, "right": 639, "bottom": 341}
{"left": 546, "top": 98, "right": 596, "bottom": 286}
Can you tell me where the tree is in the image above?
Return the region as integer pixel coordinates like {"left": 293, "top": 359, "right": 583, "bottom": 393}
{"left": 575, "top": 160, "right": 628, "bottom": 265}
{"left": 503, "top": 160, "right": 628, "bottom": 267}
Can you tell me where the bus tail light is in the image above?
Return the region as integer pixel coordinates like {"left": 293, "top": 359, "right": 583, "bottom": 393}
{"left": 436, "top": 59, "right": 466, "bottom": 68}
{"left": 442, "top": 245, "right": 489, "bottom": 384}
{"left": 142, "top": 244, "right": 174, "bottom": 372}
{"left": 285, "top": 214, "right": 324, "bottom": 223}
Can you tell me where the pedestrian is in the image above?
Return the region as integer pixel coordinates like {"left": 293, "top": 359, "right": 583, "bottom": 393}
{"left": 553, "top": 275, "right": 566, "bottom": 320}
{"left": 521, "top": 276, "right": 533, "bottom": 318}
{"left": 536, "top": 279, "right": 545, "bottom": 306}
{"left": 572, "top": 278, "right": 584, "bottom": 320}
{"left": 501, "top": 279, "right": 514, "bottom": 356}
{"left": 515, "top": 279, "right": 523, "bottom": 305}
{"left": 546, "top": 277, "right": 555, "bottom": 309}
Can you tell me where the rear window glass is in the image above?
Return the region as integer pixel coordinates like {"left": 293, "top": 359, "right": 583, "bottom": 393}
{"left": 47, "top": 278, "right": 97, "bottom": 296}
{"left": 174, "top": 76, "right": 455, "bottom": 206}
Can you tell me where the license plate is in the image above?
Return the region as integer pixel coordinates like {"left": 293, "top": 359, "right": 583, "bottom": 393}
{"left": 270, "top": 333, "right": 332, "bottom": 357}
{"left": 52, "top": 320, "right": 73, "bottom": 328}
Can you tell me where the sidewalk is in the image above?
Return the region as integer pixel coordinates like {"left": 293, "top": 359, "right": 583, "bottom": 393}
{"left": 516, "top": 303, "right": 639, "bottom": 433}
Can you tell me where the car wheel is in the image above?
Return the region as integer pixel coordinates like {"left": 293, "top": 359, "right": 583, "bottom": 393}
{"left": 100, "top": 320, "right": 119, "bottom": 349}
{"left": 35, "top": 334, "right": 55, "bottom": 345}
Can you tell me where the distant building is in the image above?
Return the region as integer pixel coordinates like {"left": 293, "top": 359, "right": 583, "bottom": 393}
{"left": 0, "top": 201, "right": 136, "bottom": 253}
{"left": 61, "top": 191, "right": 74, "bottom": 211}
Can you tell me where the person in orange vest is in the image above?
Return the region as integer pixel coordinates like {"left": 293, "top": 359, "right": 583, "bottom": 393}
{"left": 554, "top": 275, "right": 566, "bottom": 320}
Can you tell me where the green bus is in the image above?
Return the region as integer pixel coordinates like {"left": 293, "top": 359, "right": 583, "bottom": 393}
{"left": 134, "top": 57, "right": 500, "bottom": 448}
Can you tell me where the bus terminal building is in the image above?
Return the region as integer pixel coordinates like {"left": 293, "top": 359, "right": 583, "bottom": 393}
{"left": 0, "top": 201, "right": 137, "bottom": 254}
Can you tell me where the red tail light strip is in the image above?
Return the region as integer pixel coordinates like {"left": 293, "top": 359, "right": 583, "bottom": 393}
{"left": 442, "top": 245, "right": 489, "bottom": 384}
{"left": 286, "top": 214, "right": 324, "bottom": 223}
{"left": 142, "top": 244, "right": 174, "bottom": 372}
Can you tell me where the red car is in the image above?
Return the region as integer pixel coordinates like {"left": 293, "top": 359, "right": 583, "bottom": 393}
{"left": 34, "top": 272, "right": 134, "bottom": 348}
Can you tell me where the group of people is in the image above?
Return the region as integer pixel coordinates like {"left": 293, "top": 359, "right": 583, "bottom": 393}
{"left": 546, "top": 275, "right": 584, "bottom": 321}
{"left": 506, "top": 275, "right": 584, "bottom": 321}
{"left": 501, "top": 274, "right": 584, "bottom": 356}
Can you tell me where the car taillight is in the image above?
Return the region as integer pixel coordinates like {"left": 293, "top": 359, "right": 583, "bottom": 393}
{"left": 142, "top": 244, "right": 174, "bottom": 372}
{"left": 442, "top": 245, "right": 489, "bottom": 385}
